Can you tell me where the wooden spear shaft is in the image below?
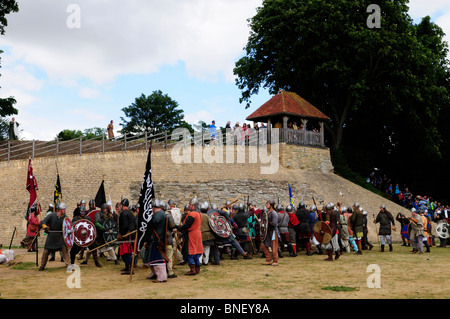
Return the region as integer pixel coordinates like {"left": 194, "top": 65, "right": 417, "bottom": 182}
{"left": 88, "top": 230, "right": 137, "bottom": 253}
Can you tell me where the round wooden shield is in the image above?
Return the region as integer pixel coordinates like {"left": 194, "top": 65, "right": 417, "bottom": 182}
{"left": 436, "top": 222, "right": 449, "bottom": 239}
{"left": 313, "top": 221, "right": 332, "bottom": 244}
{"left": 103, "top": 218, "right": 119, "bottom": 243}
{"left": 260, "top": 210, "right": 269, "bottom": 241}
{"left": 401, "top": 224, "right": 409, "bottom": 240}
{"left": 87, "top": 209, "right": 100, "bottom": 222}
{"left": 63, "top": 217, "right": 74, "bottom": 248}
{"left": 73, "top": 219, "right": 97, "bottom": 247}
{"left": 208, "top": 211, "right": 232, "bottom": 238}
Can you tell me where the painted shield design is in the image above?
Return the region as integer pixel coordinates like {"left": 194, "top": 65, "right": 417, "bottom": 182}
{"left": 63, "top": 217, "right": 74, "bottom": 248}
{"left": 73, "top": 219, "right": 97, "bottom": 247}
{"left": 260, "top": 210, "right": 269, "bottom": 241}
{"left": 103, "top": 218, "right": 119, "bottom": 243}
{"left": 436, "top": 222, "right": 449, "bottom": 239}
{"left": 313, "top": 221, "right": 332, "bottom": 244}
{"left": 87, "top": 209, "right": 100, "bottom": 222}
{"left": 401, "top": 224, "right": 409, "bottom": 240}
{"left": 208, "top": 211, "right": 232, "bottom": 238}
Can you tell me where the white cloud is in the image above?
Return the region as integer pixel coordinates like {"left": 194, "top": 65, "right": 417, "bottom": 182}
{"left": 78, "top": 87, "right": 101, "bottom": 99}
{"left": 184, "top": 110, "right": 214, "bottom": 125}
{"left": 407, "top": 0, "right": 450, "bottom": 20}
{"left": 3, "top": 0, "right": 262, "bottom": 87}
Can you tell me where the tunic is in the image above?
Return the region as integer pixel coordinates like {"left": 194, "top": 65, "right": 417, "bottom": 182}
{"left": 178, "top": 211, "right": 203, "bottom": 256}
{"left": 263, "top": 210, "right": 278, "bottom": 247}
{"left": 296, "top": 208, "right": 311, "bottom": 238}
{"left": 200, "top": 213, "right": 216, "bottom": 246}
{"left": 147, "top": 209, "right": 167, "bottom": 266}
{"left": 350, "top": 209, "right": 364, "bottom": 238}
{"left": 118, "top": 208, "right": 136, "bottom": 255}
{"left": 339, "top": 214, "right": 349, "bottom": 239}
{"left": 41, "top": 212, "right": 67, "bottom": 250}
{"left": 375, "top": 211, "right": 395, "bottom": 236}
{"left": 233, "top": 210, "right": 251, "bottom": 241}
{"left": 27, "top": 214, "right": 40, "bottom": 237}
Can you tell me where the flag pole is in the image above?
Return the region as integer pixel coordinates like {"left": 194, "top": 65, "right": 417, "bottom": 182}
{"left": 131, "top": 141, "right": 153, "bottom": 283}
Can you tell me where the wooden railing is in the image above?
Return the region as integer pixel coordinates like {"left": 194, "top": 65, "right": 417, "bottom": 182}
{"left": 0, "top": 128, "right": 325, "bottom": 162}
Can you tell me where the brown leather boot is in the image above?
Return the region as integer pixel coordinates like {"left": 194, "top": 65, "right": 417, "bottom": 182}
{"left": 323, "top": 250, "right": 333, "bottom": 261}
{"left": 185, "top": 264, "right": 196, "bottom": 276}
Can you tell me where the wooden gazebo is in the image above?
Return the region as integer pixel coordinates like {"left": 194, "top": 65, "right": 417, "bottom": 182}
{"left": 246, "top": 90, "right": 329, "bottom": 146}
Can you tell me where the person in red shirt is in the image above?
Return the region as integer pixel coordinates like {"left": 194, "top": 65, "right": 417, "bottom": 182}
{"left": 20, "top": 205, "right": 41, "bottom": 252}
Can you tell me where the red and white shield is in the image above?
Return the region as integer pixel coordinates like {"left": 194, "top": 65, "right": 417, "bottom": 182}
{"left": 73, "top": 219, "right": 97, "bottom": 247}
{"left": 63, "top": 217, "right": 74, "bottom": 248}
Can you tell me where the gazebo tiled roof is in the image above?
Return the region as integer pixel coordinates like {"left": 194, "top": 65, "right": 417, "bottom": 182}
{"left": 246, "top": 90, "right": 330, "bottom": 122}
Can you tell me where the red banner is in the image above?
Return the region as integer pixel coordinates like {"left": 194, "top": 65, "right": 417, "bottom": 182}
{"left": 26, "top": 158, "right": 39, "bottom": 214}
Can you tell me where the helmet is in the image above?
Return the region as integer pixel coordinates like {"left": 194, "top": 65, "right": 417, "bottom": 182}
{"left": 168, "top": 199, "right": 175, "bottom": 206}
{"left": 190, "top": 198, "right": 199, "bottom": 206}
{"left": 184, "top": 204, "right": 190, "bottom": 211}
{"left": 298, "top": 202, "right": 306, "bottom": 209}
{"left": 285, "top": 205, "right": 293, "bottom": 212}
{"left": 232, "top": 204, "right": 238, "bottom": 211}
{"left": 153, "top": 199, "right": 165, "bottom": 209}
{"left": 121, "top": 198, "right": 129, "bottom": 207}
{"left": 238, "top": 203, "right": 245, "bottom": 212}
{"left": 380, "top": 204, "right": 386, "bottom": 209}
{"left": 59, "top": 202, "right": 67, "bottom": 210}
{"left": 310, "top": 205, "right": 317, "bottom": 211}
{"left": 353, "top": 202, "right": 360, "bottom": 208}
{"left": 276, "top": 204, "right": 283, "bottom": 212}
{"left": 199, "top": 201, "right": 209, "bottom": 212}
{"left": 211, "top": 203, "right": 218, "bottom": 210}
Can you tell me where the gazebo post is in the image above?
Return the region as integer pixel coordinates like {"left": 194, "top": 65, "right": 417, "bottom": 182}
{"left": 319, "top": 121, "right": 324, "bottom": 146}
{"left": 282, "top": 115, "right": 289, "bottom": 142}
{"left": 301, "top": 119, "right": 308, "bottom": 144}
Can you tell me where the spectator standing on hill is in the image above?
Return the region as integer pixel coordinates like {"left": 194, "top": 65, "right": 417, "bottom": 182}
{"left": 107, "top": 120, "right": 114, "bottom": 140}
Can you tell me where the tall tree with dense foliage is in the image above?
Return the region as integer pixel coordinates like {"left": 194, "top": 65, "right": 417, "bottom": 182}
{"left": 234, "top": 0, "right": 450, "bottom": 199}
{"left": 120, "top": 90, "right": 190, "bottom": 134}
{"left": 234, "top": 0, "right": 450, "bottom": 153}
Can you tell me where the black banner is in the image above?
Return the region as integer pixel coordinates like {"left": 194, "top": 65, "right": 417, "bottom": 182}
{"left": 137, "top": 146, "right": 155, "bottom": 252}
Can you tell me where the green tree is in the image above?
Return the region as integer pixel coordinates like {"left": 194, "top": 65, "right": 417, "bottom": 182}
{"left": 56, "top": 127, "right": 105, "bottom": 141}
{"left": 120, "top": 90, "right": 190, "bottom": 135}
{"left": 0, "top": 0, "right": 19, "bottom": 119}
{"left": 234, "top": 0, "right": 450, "bottom": 157}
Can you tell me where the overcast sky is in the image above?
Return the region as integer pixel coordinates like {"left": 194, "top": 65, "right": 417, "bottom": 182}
{"left": 1, "top": 0, "right": 449, "bottom": 140}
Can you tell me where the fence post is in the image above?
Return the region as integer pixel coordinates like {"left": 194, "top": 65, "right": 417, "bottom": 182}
{"left": 32, "top": 140, "right": 35, "bottom": 159}
{"left": 56, "top": 137, "right": 59, "bottom": 158}
{"left": 102, "top": 133, "right": 105, "bottom": 154}
{"left": 8, "top": 140, "right": 10, "bottom": 163}
{"left": 80, "top": 136, "right": 82, "bottom": 156}
{"left": 145, "top": 131, "right": 148, "bottom": 150}
{"left": 164, "top": 131, "right": 168, "bottom": 149}
{"left": 124, "top": 133, "right": 127, "bottom": 152}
